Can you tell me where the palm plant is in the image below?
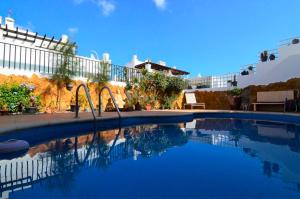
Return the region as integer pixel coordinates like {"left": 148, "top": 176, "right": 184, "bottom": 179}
{"left": 51, "top": 42, "right": 77, "bottom": 111}
{"left": 93, "top": 62, "right": 110, "bottom": 92}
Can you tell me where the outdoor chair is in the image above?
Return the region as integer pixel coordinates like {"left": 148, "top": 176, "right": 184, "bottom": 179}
{"left": 184, "top": 93, "right": 206, "bottom": 109}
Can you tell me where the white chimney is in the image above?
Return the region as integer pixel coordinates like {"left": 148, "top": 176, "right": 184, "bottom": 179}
{"left": 103, "top": 53, "right": 110, "bottom": 62}
{"left": 61, "top": 34, "right": 69, "bottom": 43}
{"left": 132, "top": 55, "right": 138, "bottom": 62}
{"left": 145, "top": 63, "right": 152, "bottom": 72}
{"left": 5, "top": 17, "right": 14, "bottom": 29}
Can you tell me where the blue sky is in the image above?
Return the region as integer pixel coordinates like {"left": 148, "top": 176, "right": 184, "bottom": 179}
{"left": 1, "top": 0, "right": 300, "bottom": 77}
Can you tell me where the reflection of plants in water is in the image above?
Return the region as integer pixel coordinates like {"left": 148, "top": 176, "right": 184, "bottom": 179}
{"left": 263, "top": 161, "right": 280, "bottom": 178}
{"left": 44, "top": 139, "right": 76, "bottom": 194}
{"left": 95, "top": 133, "right": 111, "bottom": 169}
{"left": 126, "top": 125, "right": 188, "bottom": 157}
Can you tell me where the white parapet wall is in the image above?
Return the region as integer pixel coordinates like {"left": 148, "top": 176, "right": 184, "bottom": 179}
{"left": 237, "top": 41, "right": 300, "bottom": 88}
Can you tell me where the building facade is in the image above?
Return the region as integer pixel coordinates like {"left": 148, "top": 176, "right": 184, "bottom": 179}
{"left": 0, "top": 15, "right": 140, "bottom": 83}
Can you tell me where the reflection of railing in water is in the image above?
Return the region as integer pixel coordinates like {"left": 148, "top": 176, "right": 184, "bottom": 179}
{"left": 188, "top": 134, "right": 237, "bottom": 148}
{"left": 0, "top": 133, "right": 133, "bottom": 198}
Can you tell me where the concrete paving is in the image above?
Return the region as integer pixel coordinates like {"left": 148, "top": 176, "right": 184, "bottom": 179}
{"left": 0, "top": 110, "right": 195, "bottom": 133}
{"left": 1, "top": 110, "right": 300, "bottom": 134}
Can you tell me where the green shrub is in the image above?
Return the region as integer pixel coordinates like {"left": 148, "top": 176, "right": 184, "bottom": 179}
{"left": 0, "top": 83, "right": 40, "bottom": 113}
{"left": 138, "top": 72, "right": 186, "bottom": 109}
{"left": 229, "top": 88, "right": 242, "bottom": 96}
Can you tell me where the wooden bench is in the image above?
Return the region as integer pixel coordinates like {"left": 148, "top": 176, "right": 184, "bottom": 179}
{"left": 252, "top": 90, "right": 294, "bottom": 112}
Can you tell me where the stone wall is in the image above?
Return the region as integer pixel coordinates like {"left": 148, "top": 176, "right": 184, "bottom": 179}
{"left": 186, "top": 78, "right": 300, "bottom": 110}
{"left": 192, "top": 91, "right": 230, "bottom": 110}
{"left": 0, "top": 74, "right": 126, "bottom": 112}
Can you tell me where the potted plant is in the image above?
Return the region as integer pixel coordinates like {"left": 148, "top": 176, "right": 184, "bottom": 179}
{"left": 144, "top": 96, "right": 153, "bottom": 111}
{"left": 123, "top": 98, "right": 134, "bottom": 112}
{"left": 0, "top": 101, "right": 9, "bottom": 115}
{"left": 51, "top": 42, "right": 76, "bottom": 111}
{"left": 269, "top": 54, "right": 276, "bottom": 61}
{"left": 24, "top": 95, "right": 41, "bottom": 114}
{"left": 248, "top": 65, "right": 254, "bottom": 71}
{"left": 70, "top": 93, "right": 86, "bottom": 112}
{"left": 292, "top": 38, "right": 299, "bottom": 45}
{"left": 66, "top": 82, "right": 74, "bottom": 91}
{"left": 260, "top": 51, "right": 268, "bottom": 62}
{"left": 228, "top": 88, "right": 242, "bottom": 110}
{"left": 241, "top": 70, "right": 249, "bottom": 76}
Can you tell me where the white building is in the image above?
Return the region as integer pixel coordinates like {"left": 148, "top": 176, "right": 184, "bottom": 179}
{"left": 187, "top": 36, "right": 300, "bottom": 91}
{"left": 0, "top": 15, "right": 134, "bottom": 83}
{"left": 237, "top": 38, "right": 300, "bottom": 88}
{"left": 126, "top": 55, "right": 189, "bottom": 77}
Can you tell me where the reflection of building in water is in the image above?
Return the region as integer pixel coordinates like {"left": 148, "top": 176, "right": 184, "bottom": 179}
{"left": 0, "top": 131, "right": 134, "bottom": 199}
{"left": 183, "top": 119, "right": 300, "bottom": 192}
{"left": 0, "top": 124, "right": 188, "bottom": 198}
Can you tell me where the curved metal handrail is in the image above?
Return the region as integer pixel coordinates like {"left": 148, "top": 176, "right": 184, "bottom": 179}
{"left": 75, "top": 83, "right": 96, "bottom": 120}
{"left": 98, "top": 86, "right": 121, "bottom": 118}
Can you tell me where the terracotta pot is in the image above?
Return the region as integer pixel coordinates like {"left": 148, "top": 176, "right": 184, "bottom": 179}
{"left": 146, "top": 104, "right": 151, "bottom": 111}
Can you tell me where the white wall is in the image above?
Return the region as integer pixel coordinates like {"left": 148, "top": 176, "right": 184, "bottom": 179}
{"left": 237, "top": 43, "right": 300, "bottom": 88}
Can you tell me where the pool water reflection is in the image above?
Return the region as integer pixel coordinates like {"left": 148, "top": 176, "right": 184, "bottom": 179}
{"left": 0, "top": 119, "right": 300, "bottom": 198}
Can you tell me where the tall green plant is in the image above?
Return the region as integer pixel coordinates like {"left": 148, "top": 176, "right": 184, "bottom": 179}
{"left": 93, "top": 62, "right": 110, "bottom": 91}
{"left": 51, "top": 42, "right": 77, "bottom": 110}
{"left": 138, "top": 72, "right": 186, "bottom": 109}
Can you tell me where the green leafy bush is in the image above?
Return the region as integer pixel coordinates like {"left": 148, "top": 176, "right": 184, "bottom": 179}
{"left": 229, "top": 88, "right": 242, "bottom": 96}
{"left": 0, "top": 83, "right": 40, "bottom": 113}
{"left": 138, "top": 72, "right": 186, "bottom": 109}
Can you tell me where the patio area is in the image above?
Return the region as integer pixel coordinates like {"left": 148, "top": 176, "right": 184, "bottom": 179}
{"left": 1, "top": 110, "right": 300, "bottom": 134}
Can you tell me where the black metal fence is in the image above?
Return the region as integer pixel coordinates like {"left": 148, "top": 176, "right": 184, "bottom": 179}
{"left": 0, "top": 41, "right": 141, "bottom": 82}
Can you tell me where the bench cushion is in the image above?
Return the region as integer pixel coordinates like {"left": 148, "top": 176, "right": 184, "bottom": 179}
{"left": 257, "top": 90, "right": 294, "bottom": 103}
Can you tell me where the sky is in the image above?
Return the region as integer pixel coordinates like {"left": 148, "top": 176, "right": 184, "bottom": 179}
{"left": 1, "top": 0, "right": 300, "bottom": 77}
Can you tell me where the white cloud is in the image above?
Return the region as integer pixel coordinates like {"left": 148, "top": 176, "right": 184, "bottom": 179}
{"left": 96, "top": 0, "right": 115, "bottom": 16}
{"left": 153, "top": 0, "right": 167, "bottom": 10}
{"left": 73, "top": 0, "right": 115, "bottom": 16}
{"left": 67, "top": 27, "right": 79, "bottom": 38}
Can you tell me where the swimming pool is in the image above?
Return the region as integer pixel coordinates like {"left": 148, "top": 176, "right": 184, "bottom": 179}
{"left": 0, "top": 116, "right": 300, "bottom": 198}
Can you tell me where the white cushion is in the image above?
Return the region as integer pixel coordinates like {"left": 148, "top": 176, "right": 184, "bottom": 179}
{"left": 185, "top": 93, "right": 197, "bottom": 104}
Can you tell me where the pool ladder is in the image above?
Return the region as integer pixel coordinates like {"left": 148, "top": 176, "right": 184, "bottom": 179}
{"left": 75, "top": 83, "right": 121, "bottom": 120}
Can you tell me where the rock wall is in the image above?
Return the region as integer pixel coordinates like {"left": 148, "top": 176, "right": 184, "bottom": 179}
{"left": 192, "top": 91, "right": 230, "bottom": 110}
{"left": 0, "top": 74, "right": 126, "bottom": 112}
{"left": 186, "top": 78, "right": 300, "bottom": 110}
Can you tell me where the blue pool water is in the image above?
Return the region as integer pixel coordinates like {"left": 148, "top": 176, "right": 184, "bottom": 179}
{"left": 0, "top": 118, "right": 300, "bottom": 198}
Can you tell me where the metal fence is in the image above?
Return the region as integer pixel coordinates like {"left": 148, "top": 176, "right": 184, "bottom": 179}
{"left": 0, "top": 41, "right": 141, "bottom": 82}
{"left": 187, "top": 73, "right": 238, "bottom": 90}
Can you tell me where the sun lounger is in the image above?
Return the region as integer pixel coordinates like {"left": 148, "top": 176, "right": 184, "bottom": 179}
{"left": 184, "top": 93, "right": 206, "bottom": 109}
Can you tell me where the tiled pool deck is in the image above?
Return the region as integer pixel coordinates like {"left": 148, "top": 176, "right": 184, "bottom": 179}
{"left": 1, "top": 110, "right": 300, "bottom": 134}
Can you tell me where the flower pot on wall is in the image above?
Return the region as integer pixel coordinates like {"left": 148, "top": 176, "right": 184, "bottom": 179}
{"left": 66, "top": 83, "right": 73, "bottom": 91}
{"left": 292, "top": 38, "right": 299, "bottom": 45}
{"left": 134, "top": 103, "right": 142, "bottom": 111}
{"left": 269, "top": 54, "right": 276, "bottom": 61}
{"left": 146, "top": 104, "right": 151, "bottom": 111}
{"left": 241, "top": 70, "right": 249, "bottom": 76}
